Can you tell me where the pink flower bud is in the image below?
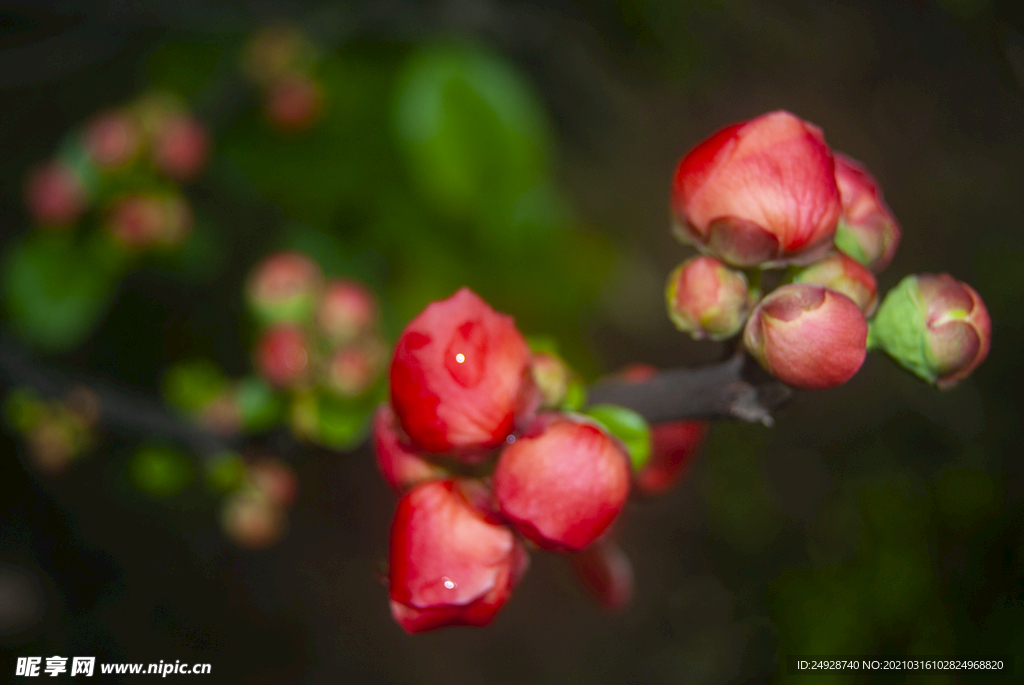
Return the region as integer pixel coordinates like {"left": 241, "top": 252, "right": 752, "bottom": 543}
{"left": 665, "top": 256, "right": 751, "bottom": 340}
{"left": 493, "top": 416, "right": 630, "bottom": 552}
{"left": 83, "top": 110, "right": 142, "bottom": 169}
{"left": 743, "top": 283, "right": 867, "bottom": 390}
{"left": 326, "top": 340, "right": 384, "bottom": 397}
{"left": 567, "top": 537, "right": 634, "bottom": 611}
{"left": 871, "top": 274, "right": 990, "bottom": 389}
{"left": 264, "top": 74, "right": 322, "bottom": 131}
{"left": 246, "top": 252, "right": 323, "bottom": 323}
{"left": 106, "top": 194, "right": 191, "bottom": 248}
{"left": 316, "top": 279, "right": 377, "bottom": 345}
{"left": 254, "top": 325, "right": 310, "bottom": 388}
{"left": 671, "top": 111, "right": 841, "bottom": 267}
{"left": 221, "top": 489, "right": 287, "bottom": 549}
{"left": 24, "top": 161, "right": 88, "bottom": 226}
{"left": 389, "top": 288, "right": 535, "bottom": 454}
{"left": 792, "top": 251, "right": 878, "bottom": 315}
{"left": 247, "top": 456, "right": 298, "bottom": 506}
{"left": 389, "top": 479, "right": 527, "bottom": 633}
{"left": 833, "top": 154, "right": 901, "bottom": 272}
{"left": 373, "top": 405, "right": 446, "bottom": 493}
{"left": 152, "top": 113, "right": 209, "bottom": 181}
{"left": 635, "top": 420, "right": 708, "bottom": 495}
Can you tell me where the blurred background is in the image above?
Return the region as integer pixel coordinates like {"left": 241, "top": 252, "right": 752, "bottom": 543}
{"left": 1, "top": 0, "right": 1023, "bottom": 682}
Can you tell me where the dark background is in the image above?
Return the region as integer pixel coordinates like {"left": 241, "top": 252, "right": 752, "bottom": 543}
{"left": 2, "top": 1, "right": 1024, "bottom": 682}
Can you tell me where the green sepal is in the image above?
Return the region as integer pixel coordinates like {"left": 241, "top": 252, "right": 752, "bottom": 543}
{"left": 130, "top": 444, "right": 194, "bottom": 497}
{"left": 584, "top": 403, "right": 651, "bottom": 471}
{"left": 871, "top": 275, "right": 937, "bottom": 384}
{"left": 834, "top": 220, "right": 869, "bottom": 266}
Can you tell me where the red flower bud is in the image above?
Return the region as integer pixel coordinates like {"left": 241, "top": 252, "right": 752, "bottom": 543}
{"left": 389, "top": 479, "right": 526, "bottom": 633}
{"left": 389, "top": 288, "right": 534, "bottom": 454}
{"left": 326, "top": 341, "right": 384, "bottom": 397}
{"left": 316, "top": 279, "right": 377, "bottom": 345}
{"left": 671, "top": 110, "right": 841, "bottom": 267}
{"left": 373, "top": 405, "right": 446, "bottom": 493}
{"left": 635, "top": 420, "right": 708, "bottom": 495}
{"left": 83, "top": 110, "right": 141, "bottom": 169}
{"left": 255, "top": 325, "right": 310, "bottom": 387}
{"left": 493, "top": 416, "right": 630, "bottom": 551}
{"left": 567, "top": 537, "right": 634, "bottom": 611}
{"left": 665, "top": 256, "right": 750, "bottom": 340}
{"left": 246, "top": 252, "right": 323, "bottom": 324}
{"left": 24, "top": 161, "right": 88, "bottom": 226}
{"left": 743, "top": 283, "right": 867, "bottom": 390}
{"left": 264, "top": 74, "right": 323, "bottom": 131}
{"left": 152, "top": 113, "right": 209, "bottom": 181}
{"left": 792, "top": 252, "right": 878, "bottom": 315}
{"left": 106, "top": 194, "right": 192, "bottom": 248}
{"left": 833, "top": 154, "right": 901, "bottom": 272}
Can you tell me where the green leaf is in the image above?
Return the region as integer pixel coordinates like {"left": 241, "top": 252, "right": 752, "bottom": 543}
{"left": 313, "top": 393, "right": 370, "bottom": 451}
{"left": 205, "top": 452, "right": 247, "bottom": 493}
{"left": 2, "top": 233, "right": 124, "bottom": 352}
{"left": 130, "top": 444, "right": 194, "bottom": 497}
{"left": 234, "top": 376, "right": 284, "bottom": 432}
{"left": 393, "top": 43, "right": 551, "bottom": 223}
{"left": 162, "top": 359, "right": 227, "bottom": 412}
{"left": 584, "top": 404, "right": 651, "bottom": 471}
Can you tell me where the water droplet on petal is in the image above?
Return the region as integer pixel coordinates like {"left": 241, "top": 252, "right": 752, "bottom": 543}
{"left": 442, "top": 576, "right": 457, "bottom": 590}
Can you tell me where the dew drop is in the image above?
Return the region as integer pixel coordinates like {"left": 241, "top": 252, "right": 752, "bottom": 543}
{"left": 442, "top": 576, "right": 457, "bottom": 590}
{"left": 455, "top": 353, "right": 465, "bottom": 363}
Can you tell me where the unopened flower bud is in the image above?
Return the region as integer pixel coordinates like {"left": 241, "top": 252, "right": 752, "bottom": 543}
{"left": 25, "top": 161, "right": 88, "bottom": 226}
{"left": 221, "top": 489, "right": 287, "bottom": 549}
{"left": 246, "top": 252, "right": 323, "bottom": 324}
{"left": 671, "top": 110, "right": 841, "bottom": 267}
{"left": 833, "top": 154, "right": 901, "bottom": 272}
{"left": 665, "top": 256, "right": 750, "bottom": 340}
{"left": 264, "top": 74, "right": 323, "bottom": 131}
{"left": 870, "top": 274, "right": 990, "bottom": 389}
{"left": 567, "top": 537, "right": 634, "bottom": 611}
{"left": 326, "top": 340, "right": 384, "bottom": 397}
{"left": 152, "top": 113, "right": 209, "bottom": 181}
{"left": 243, "top": 25, "right": 314, "bottom": 86}
{"left": 389, "top": 288, "right": 535, "bottom": 454}
{"left": 316, "top": 279, "right": 377, "bottom": 345}
{"left": 255, "top": 325, "right": 310, "bottom": 387}
{"left": 743, "top": 283, "right": 867, "bottom": 390}
{"left": 792, "top": 251, "right": 878, "bottom": 315}
{"left": 83, "top": 110, "right": 141, "bottom": 169}
{"left": 247, "top": 456, "right": 298, "bottom": 506}
{"left": 530, "top": 352, "right": 573, "bottom": 408}
{"left": 635, "top": 420, "right": 708, "bottom": 495}
{"left": 106, "top": 194, "right": 192, "bottom": 248}
{"left": 389, "top": 479, "right": 526, "bottom": 632}
{"left": 373, "top": 404, "right": 445, "bottom": 493}
{"left": 493, "top": 415, "right": 630, "bottom": 551}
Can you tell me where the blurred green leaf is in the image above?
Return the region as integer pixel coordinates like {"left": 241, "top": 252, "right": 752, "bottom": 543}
{"left": 145, "top": 39, "right": 229, "bottom": 100}
{"left": 130, "top": 444, "right": 194, "bottom": 497}
{"left": 234, "top": 376, "right": 284, "bottom": 432}
{"left": 205, "top": 452, "right": 247, "bottom": 493}
{"left": 4, "top": 388, "right": 42, "bottom": 432}
{"left": 2, "top": 233, "right": 124, "bottom": 352}
{"left": 162, "top": 359, "right": 227, "bottom": 412}
{"left": 313, "top": 393, "right": 370, "bottom": 451}
{"left": 393, "top": 42, "right": 551, "bottom": 224}
{"left": 585, "top": 404, "right": 651, "bottom": 471}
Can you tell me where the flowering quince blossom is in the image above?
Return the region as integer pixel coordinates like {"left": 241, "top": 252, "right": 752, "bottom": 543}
{"left": 567, "top": 537, "right": 634, "bottom": 611}
{"left": 246, "top": 251, "right": 323, "bottom": 324}
{"left": 493, "top": 415, "right": 631, "bottom": 551}
{"left": 636, "top": 420, "right": 709, "bottom": 495}
{"left": 389, "top": 479, "right": 527, "bottom": 633}
{"left": 792, "top": 251, "right": 878, "bottom": 316}
{"left": 389, "top": 287, "right": 536, "bottom": 454}
{"left": 870, "top": 273, "right": 990, "bottom": 389}
{"left": 743, "top": 283, "right": 868, "bottom": 390}
{"left": 372, "top": 404, "right": 444, "bottom": 493}
{"left": 833, "top": 153, "right": 901, "bottom": 272}
{"left": 671, "top": 110, "right": 841, "bottom": 267}
{"left": 665, "top": 255, "right": 751, "bottom": 340}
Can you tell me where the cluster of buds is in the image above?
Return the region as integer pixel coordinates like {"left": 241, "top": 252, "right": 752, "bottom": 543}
{"left": 24, "top": 92, "right": 208, "bottom": 251}
{"left": 162, "top": 359, "right": 283, "bottom": 437}
{"left": 243, "top": 26, "right": 324, "bottom": 132}
{"left": 4, "top": 387, "right": 100, "bottom": 474}
{"left": 375, "top": 289, "right": 707, "bottom": 631}
{"left": 247, "top": 251, "right": 387, "bottom": 449}
{"left": 666, "top": 110, "right": 990, "bottom": 389}
{"left": 208, "top": 453, "right": 299, "bottom": 549}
